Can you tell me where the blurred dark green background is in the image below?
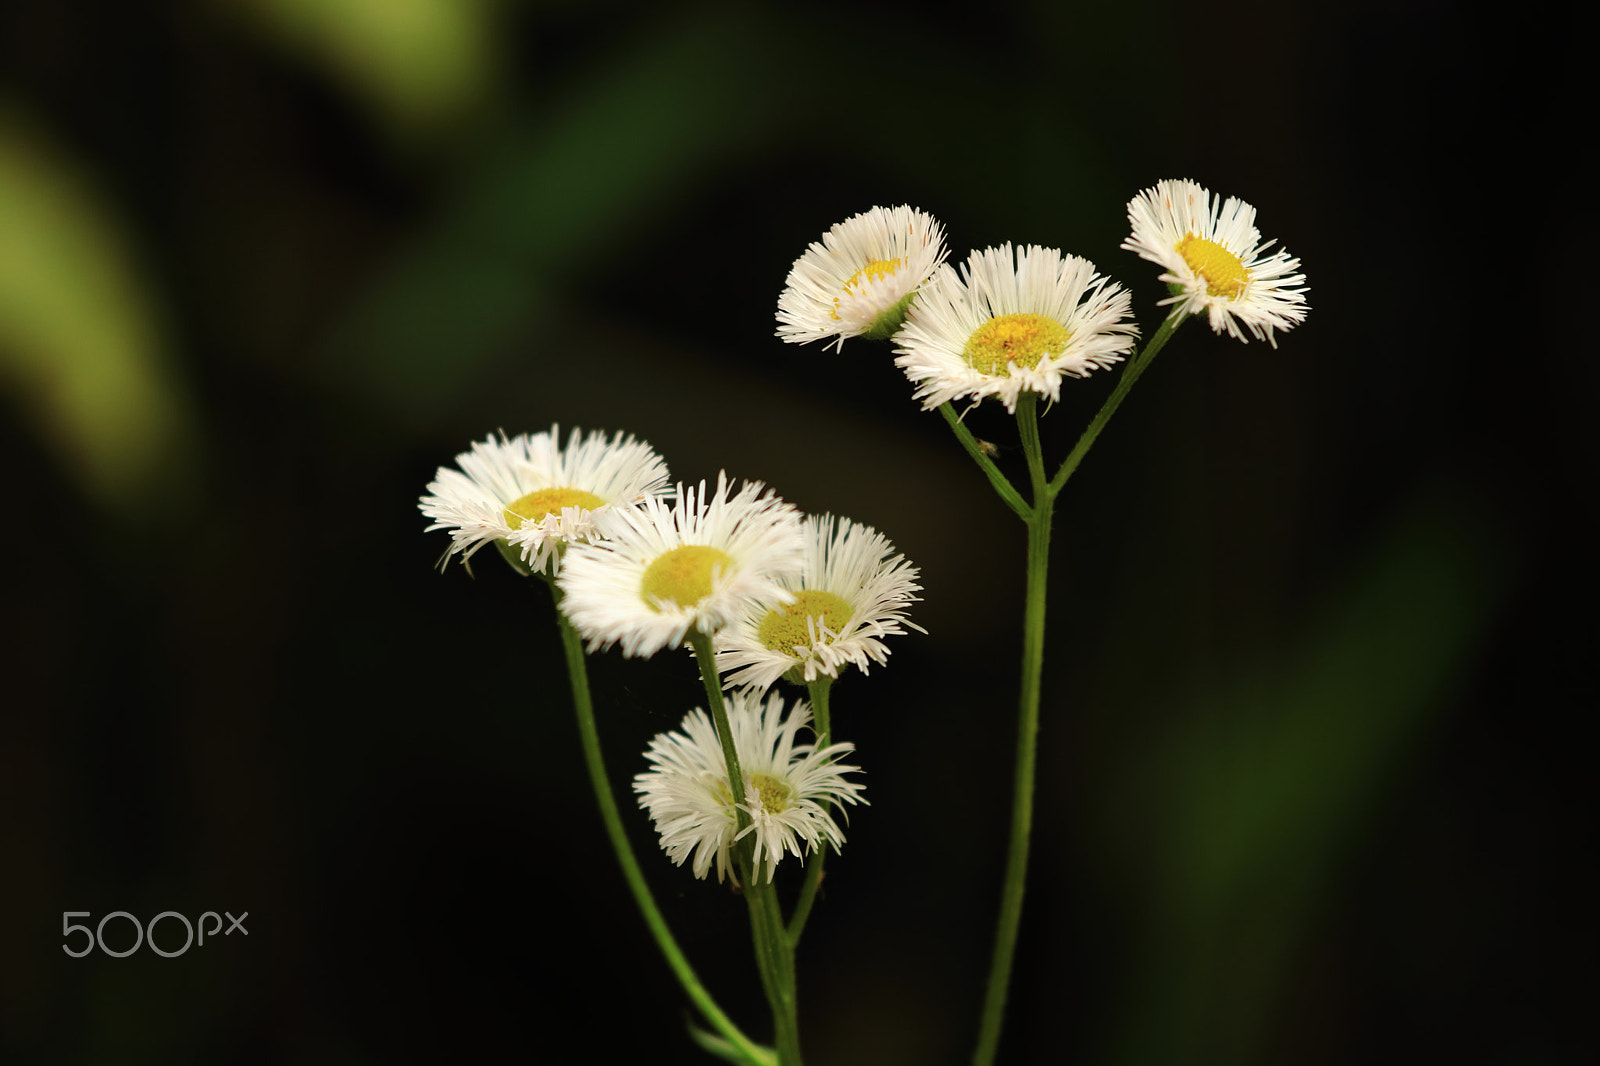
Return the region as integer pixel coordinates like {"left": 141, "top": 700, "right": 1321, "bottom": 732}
{"left": 1, "top": 2, "right": 1583, "bottom": 1063}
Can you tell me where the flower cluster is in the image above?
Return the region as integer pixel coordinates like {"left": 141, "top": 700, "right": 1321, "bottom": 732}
{"left": 419, "top": 179, "right": 1306, "bottom": 894}
{"left": 423, "top": 428, "right": 923, "bottom": 881}
{"left": 776, "top": 180, "right": 1308, "bottom": 413}
{"left": 419, "top": 179, "right": 1312, "bottom": 1064}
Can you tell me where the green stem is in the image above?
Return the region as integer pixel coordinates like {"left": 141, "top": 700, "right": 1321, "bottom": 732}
{"left": 549, "top": 586, "right": 772, "bottom": 1066}
{"left": 746, "top": 881, "right": 800, "bottom": 1065}
{"left": 968, "top": 316, "right": 1185, "bottom": 1064}
{"left": 807, "top": 676, "right": 833, "bottom": 743}
{"left": 690, "top": 633, "right": 803, "bottom": 1066}
{"left": 786, "top": 676, "right": 834, "bottom": 947}
{"left": 1049, "top": 311, "right": 1187, "bottom": 497}
{"left": 972, "top": 393, "right": 1052, "bottom": 1066}
{"left": 940, "top": 402, "right": 1031, "bottom": 519}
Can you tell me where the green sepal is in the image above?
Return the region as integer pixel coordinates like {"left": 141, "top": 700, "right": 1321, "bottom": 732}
{"left": 859, "top": 290, "right": 919, "bottom": 341}
{"left": 494, "top": 537, "right": 533, "bottom": 577}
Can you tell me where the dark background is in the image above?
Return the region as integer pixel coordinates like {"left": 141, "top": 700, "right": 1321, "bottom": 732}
{"left": 1, "top": 2, "right": 1585, "bottom": 1063}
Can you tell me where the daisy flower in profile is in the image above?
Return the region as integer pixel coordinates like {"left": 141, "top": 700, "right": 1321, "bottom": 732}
{"left": 716, "top": 514, "right": 924, "bottom": 692}
{"left": 893, "top": 244, "right": 1139, "bottom": 413}
{"left": 776, "top": 205, "right": 946, "bottom": 350}
{"left": 634, "top": 690, "right": 866, "bottom": 884}
{"left": 556, "top": 473, "right": 804, "bottom": 657}
{"left": 419, "top": 426, "right": 671, "bottom": 575}
{"left": 1122, "top": 178, "right": 1309, "bottom": 345}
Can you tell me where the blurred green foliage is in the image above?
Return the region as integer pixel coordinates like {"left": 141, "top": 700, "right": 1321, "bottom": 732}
{"left": 1096, "top": 491, "right": 1507, "bottom": 1066}
{"left": 229, "top": 0, "right": 499, "bottom": 138}
{"left": 324, "top": 9, "right": 787, "bottom": 418}
{"left": 0, "top": 107, "right": 194, "bottom": 512}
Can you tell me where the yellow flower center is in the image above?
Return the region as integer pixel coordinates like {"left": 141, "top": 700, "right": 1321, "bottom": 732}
{"left": 1176, "top": 234, "right": 1250, "bottom": 298}
{"left": 830, "top": 257, "right": 903, "bottom": 320}
{"left": 707, "top": 771, "right": 791, "bottom": 814}
{"left": 757, "top": 589, "right": 853, "bottom": 653}
{"left": 749, "top": 772, "right": 791, "bottom": 813}
{"left": 502, "top": 486, "right": 606, "bottom": 529}
{"left": 963, "top": 312, "right": 1070, "bottom": 375}
{"left": 640, "top": 545, "right": 733, "bottom": 611}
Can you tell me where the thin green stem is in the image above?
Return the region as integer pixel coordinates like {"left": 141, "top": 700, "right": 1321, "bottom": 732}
{"left": 689, "top": 632, "right": 752, "bottom": 842}
{"left": 972, "top": 393, "right": 1052, "bottom": 1066}
{"left": 940, "top": 402, "right": 1031, "bottom": 520}
{"left": 690, "top": 633, "right": 803, "bottom": 1066}
{"left": 550, "top": 589, "right": 772, "bottom": 1066}
{"left": 746, "top": 879, "right": 800, "bottom": 1065}
{"left": 1016, "top": 392, "right": 1049, "bottom": 504}
{"left": 1049, "top": 311, "right": 1187, "bottom": 498}
{"left": 807, "top": 676, "right": 833, "bottom": 744}
{"left": 968, "top": 316, "right": 1186, "bottom": 1064}
{"left": 687, "top": 637, "right": 774, "bottom": 985}
{"left": 786, "top": 676, "right": 834, "bottom": 947}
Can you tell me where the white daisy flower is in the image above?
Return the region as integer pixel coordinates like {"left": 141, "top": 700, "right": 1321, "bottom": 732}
{"left": 1122, "top": 178, "right": 1309, "bottom": 346}
{"left": 716, "top": 514, "right": 924, "bottom": 692}
{"left": 892, "top": 244, "right": 1139, "bottom": 413}
{"left": 420, "top": 426, "right": 672, "bottom": 576}
{"left": 634, "top": 690, "right": 867, "bottom": 884}
{"left": 556, "top": 472, "right": 805, "bottom": 658}
{"left": 776, "top": 205, "right": 947, "bottom": 351}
